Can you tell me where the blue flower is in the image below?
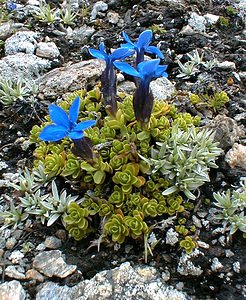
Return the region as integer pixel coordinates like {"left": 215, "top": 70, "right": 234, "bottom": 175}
{"left": 89, "top": 42, "right": 134, "bottom": 64}
{"left": 39, "top": 97, "right": 96, "bottom": 142}
{"left": 121, "top": 30, "right": 164, "bottom": 65}
{"left": 114, "top": 59, "right": 167, "bottom": 125}
{"left": 7, "top": 1, "right": 17, "bottom": 11}
{"left": 89, "top": 43, "right": 134, "bottom": 115}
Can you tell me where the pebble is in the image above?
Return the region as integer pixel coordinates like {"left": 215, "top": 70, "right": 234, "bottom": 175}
{"left": 26, "top": 269, "right": 45, "bottom": 282}
{"left": 8, "top": 250, "right": 24, "bottom": 264}
{"left": 33, "top": 250, "right": 77, "bottom": 278}
{"left": 211, "top": 258, "right": 223, "bottom": 272}
{"left": 0, "top": 280, "right": 26, "bottom": 300}
{"left": 90, "top": 1, "right": 108, "bottom": 20}
{"left": 225, "top": 143, "right": 246, "bottom": 170}
{"left": 217, "top": 61, "right": 236, "bottom": 71}
{"left": 188, "top": 12, "right": 206, "bottom": 32}
{"left": 0, "top": 237, "right": 6, "bottom": 249}
{"left": 6, "top": 237, "right": 17, "bottom": 250}
{"left": 5, "top": 266, "right": 26, "bottom": 280}
{"left": 107, "top": 11, "right": 120, "bottom": 24}
{"left": 150, "top": 77, "right": 175, "bottom": 100}
{"left": 36, "top": 42, "right": 60, "bottom": 59}
{"left": 44, "top": 236, "right": 62, "bottom": 249}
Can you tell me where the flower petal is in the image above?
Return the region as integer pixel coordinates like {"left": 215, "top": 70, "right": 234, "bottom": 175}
{"left": 39, "top": 124, "right": 68, "bottom": 142}
{"left": 110, "top": 48, "right": 134, "bottom": 61}
{"left": 137, "top": 30, "right": 152, "bottom": 48}
{"left": 120, "top": 43, "right": 135, "bottom": 50}
{"left": 89, "top": 49, "right": 107, "bottom": 60}
{"left": 122, "top": 32, "right": 134, "bottom": 46}
{"left": 68, "top": 131, "right": 84, "bottom": 140}
{"left": 69, "top": 96, "right": 80, "bottom": 123}
{"left": 73, "top": 120, "right": 96, "bottom": 131}
{"left": 145, "top": 45, "right": 164, "bottom": 59}
{"left": 49, "top": 104, "right": 70, "bottom": 128}
{"left": 153, "top": 65, "right": 168, "bottom": 78}
{"left": 137, "top": 59, "right": 160, "bottom": 78}
{"left": 114, "top": 62, "right": 140, "bottom": 77}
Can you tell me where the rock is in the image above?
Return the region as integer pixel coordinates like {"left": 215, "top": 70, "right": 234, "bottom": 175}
{"left": 36, "top": 59, "right": 104, "bottom": 98}
{"left": 5, "top": 266, "right": 26, "bottom": 280}
{"left": 36, "top": 262, "right": 190, "bottom": 300}
{"left": 211, "top": 258, "right": 223, "bottom": 272}
{"left": 177, "top": 250, "right": 203, "bottom": 276}
{"left": 90, "top": 1, "right": 108, "bottom": 20}
{"left": 207, "top": 115, "right": 244, "bottom": 150}
{"left": 118, "top": 80, "right": 136, "bottom": 94}
{"left": 36, "top": 42, "right": 60, "bottom": 59}
{"left": 204, "top": 13, "right": 220, "bottom": 25}
{"left": 166, "top": 228, "right": 179, "bottom": 246}
{"left": 0, "top": 280, "right": 26, "bottom": 300}
{"left": 26, "top": 269, "right": 45, "bottom": 282}
{"left": 107, "top": 11, "right": 120, "bottom": 24}
{"left": 0, "top": 22, "right": 24, "bottom": 40}
{"left": 0, "top": 237, "right": 6, "bottom": 249}
{"left": 150, "top": 77, "right": 175, "bottom": 100}
{"left": 6, "top": 237, "right": 17, "bottom": 249}
{"left": 4, "top": 31, "right": 39, "bottom": 55}
{"left": 66, "top": 25, "right": 95, "bottom": 44}
{"left": 8, "top": 250, "right": 24, "bottom": 264}
{"left": 217, "top": 61, "right": 236, "bottom": 71}
{"left": 0, "top": 53, "right": 51, "bottom": 82}
{"left": 188, "top": 12, "right": 206, "bottom": 32}
{"left": 33, "top": 250, "right": 77, "bottom": 278}
{"left": 44, "top": 236, "right": 62, "bottom": 249}
{"left": 225, "top": 143, "right": 246, "bottom": 170}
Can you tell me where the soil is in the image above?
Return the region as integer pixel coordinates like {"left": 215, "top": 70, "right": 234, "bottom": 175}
{"left": 0, "top": 0, "right": 246, "bottom": 299}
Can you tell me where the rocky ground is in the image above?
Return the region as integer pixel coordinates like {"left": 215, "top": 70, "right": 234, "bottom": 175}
{"left": 0, "top": 0, "right": 246, "bottom": 299}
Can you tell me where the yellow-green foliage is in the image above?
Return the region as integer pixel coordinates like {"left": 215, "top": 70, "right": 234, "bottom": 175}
{"left": 30, "top": 88, "right": 205, "bottom": 248}
{"left": 189, "top": 91, "right": 229, "bottom": 112}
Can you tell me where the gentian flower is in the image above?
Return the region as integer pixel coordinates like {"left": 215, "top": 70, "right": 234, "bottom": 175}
{"left": 114, "top": 59, "right": 168, "bottom": 125}
{"left": 121, "top": 30, "right": 164, "bottom": 65}
{"left": 89, "top": 42, "right": 134, "bottom": 115}
{"left": 7, "top": 1, "right": 17, "bottom": 11}
{"left": 39, "top": 97, "right": 96, "bottom": 142}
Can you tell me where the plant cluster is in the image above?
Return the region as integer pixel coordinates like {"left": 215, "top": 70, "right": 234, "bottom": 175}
{"left": 34, "top": 1, "right": 87, "bottom": 25}
{"left": 0, "top": 78, "right": 38, "bottom": 106}
{"left": 212, "top": 179, "right": 246, "bottom": 237}
{"left": 1, "top": 30, "right": 223, "bottom": 260}
{"left": 177, "top": 49, "right": 218, "bottom": 79}
{"left": 189, "top": 91, "right": 229, "bottom": 112}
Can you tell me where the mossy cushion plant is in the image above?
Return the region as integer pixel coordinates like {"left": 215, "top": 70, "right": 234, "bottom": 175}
{"left": 4, "top": 29, "right": 222, "bottom": 261}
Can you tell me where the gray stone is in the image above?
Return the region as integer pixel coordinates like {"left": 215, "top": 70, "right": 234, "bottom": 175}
{"left": 36, "top": 262, "right": 190, "bottom": 300}
{"left": 188, "top": 12, "right": 206, "bottom": 32}
{"left": 44, "top": 236, "right": 62, "bottom": 249}
{"left": 217, "top": 61, "right": 236, "bottom": 71}
{"left": 0, "top": 53, "right": 51, "bottom": 82}
{"left": 107, "top": 11, "right": 120, "bottom": 24}
{"left": 26, "top": 269, "right": 45, "bottom": 282}
{"left": 66, "top": 25, "right": 95, "bottom": 44}
{"left": 36, "top": 59, "right": 104, "bottom": 98}
{"left": 118, "top": 80, "right": 136, "bottom": 94}
{"left": 204, "top": 13, "right": 220, "bottom": 25}
{"left": 0, "top": 280, "right": 26, "bottom": 300}
{"left": 36, "top": 42, "right": 60, "bottom": 59}
{"left": 150, "top": 77, "right": 175, "bottom": 100}
{"left": 90, "top": 1, "right": 108, "bottom": 20}
{"left": 5, "top": 31, "right": 39, "bottom": 55}
{"left": 5, "top": 266, "right": 26, "bottom": 280}
{"left": 207, "top": 115, "right": 244, "bottom": 150}
{"left": 33, "top": 250, "right": 77, "bottom": 278}
{"left": 0, "top": 22, "right": 24, "bottom": 40}
{"left": 6, "top": 237, "right": 17, "bottom": 249}
{"left": 0, "top": 237, "right": 6, "bottom": 249}
{"left": 9, "top": 250, "right": 24, "bottom": 264}
{"left": 225, "top": 143, "right": 246, "bottom": 170}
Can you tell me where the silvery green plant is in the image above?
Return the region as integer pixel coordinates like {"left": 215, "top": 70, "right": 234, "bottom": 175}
{"left": 34, "top": 1, "right": 58, "bottom": 24}
{"left": 0, "top": 202, "right": 28, "bottom": 230}
{"left": 187, "top": 49, "right": 204, "bottom": 65}
{"left": 140, "top": 125, "right": 222, "bottom": 200}
{"left": 0, "top": 78, "right": 30, "bottom": 106}
{"left": 60, "top": 4, "right": 77, "bottom": 25}
{"left": 19, "top": 180, "right": 79, "bottom": 226}
{"left": 176, "top": 60, "right": 198, "bottom": 79}
{"left": 212, "top": 180, "right": 246, "bottom": 235}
